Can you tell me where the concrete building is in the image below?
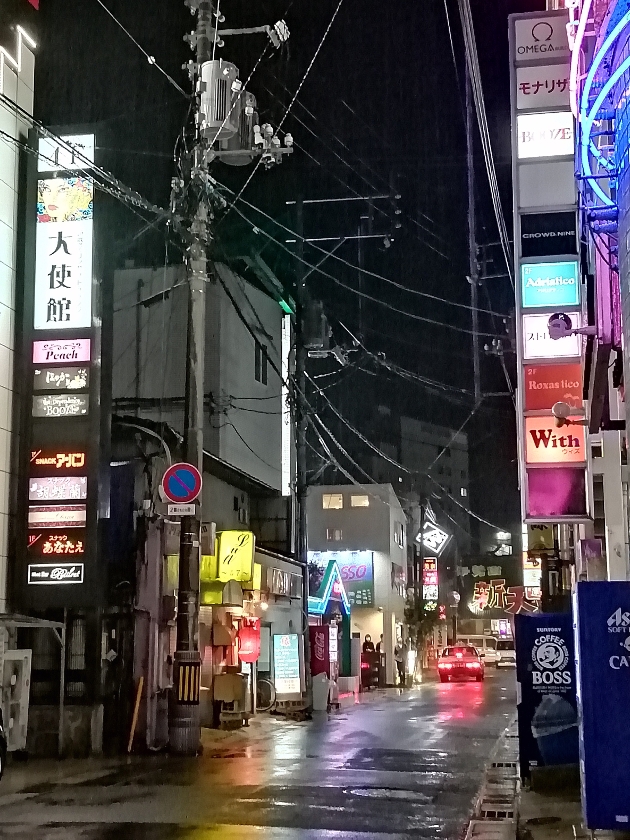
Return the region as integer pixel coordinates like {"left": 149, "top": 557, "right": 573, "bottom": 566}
{"left": 306, "top": 483, "right": 407, "bottom": 685}
{"left": 0, "top": 24, "right": 35, "bottom": 609}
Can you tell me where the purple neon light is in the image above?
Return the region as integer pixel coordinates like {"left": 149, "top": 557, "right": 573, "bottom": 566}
{"left": 527, "top": 467, "right": 587, "bottom": 519}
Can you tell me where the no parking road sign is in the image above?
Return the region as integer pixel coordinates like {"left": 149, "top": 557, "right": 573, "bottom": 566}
{"left": 161, "top": 463, "right": 202, "bottom": 505}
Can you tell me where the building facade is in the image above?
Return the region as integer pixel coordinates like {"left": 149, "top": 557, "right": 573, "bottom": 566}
{"left": 306, "top": 483, "right": 407, "bottom": 685}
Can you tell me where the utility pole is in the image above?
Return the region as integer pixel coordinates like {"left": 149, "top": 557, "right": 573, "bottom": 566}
{"left": 295, "top": 196, "right": 311, "bottom": 694}
{"left": 169, "top": 0, "right": 213, "bottom": 757}
{"left": 466, "top": 65, "right": 481, "bottom": 405}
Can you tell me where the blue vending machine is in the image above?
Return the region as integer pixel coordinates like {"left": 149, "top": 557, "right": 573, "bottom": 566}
{"left": 574, "top": 581, "right": 630, "bottom": 830}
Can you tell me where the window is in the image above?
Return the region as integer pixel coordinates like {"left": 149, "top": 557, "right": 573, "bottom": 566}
{"left": 350, "top": 494, "right": 369, "bottom": 507}
{"left": 326, "top": 528, "right": 343, "bottom": 541}
{"left": 322, "top": 493, "right": 343, "bottom": 510}
{"left": 255, "top": 341, "right": 268, "bottom": 385}
{"left": 394, "top": 521, "right": 405, "bottom": 548}
{"left": 460, "top": 487, "right": 468, "bottom": 497}
{"left": 591, "top": 443, "right": 603, "bottom": 459}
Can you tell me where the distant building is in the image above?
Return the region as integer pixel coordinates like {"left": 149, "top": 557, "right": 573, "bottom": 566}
{"left": 306, "top": 483, "right": 407, "bottom": 685}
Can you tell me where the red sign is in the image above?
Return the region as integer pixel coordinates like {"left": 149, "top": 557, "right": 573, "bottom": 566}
{"left": 309, "top": 625, "right": 329, "bottom": 676}
{"left": 28, "top": 530, "right": 85, "bottom": 556}
{"left": 27, "top": 0, "right": 39, "bottom": 8}
{"left": 524, "top": 363, "right": 582, "bottom": 412}
{"left": 238, "top": 618, "right": 261, "bottom": 664}
{"left": 30, "top": 450, "right": 86, "bottom": 473}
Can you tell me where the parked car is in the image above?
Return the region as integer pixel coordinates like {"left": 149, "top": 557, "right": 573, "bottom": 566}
{"left": 457, "top": 635, "right": 499, "bottom": 665}
{"left": 495, "top": 639, "right": 516, "bottom": 668}
{"left": 0, "top": 708, "right": 6, "bottom": 780}
{"left": 438, "top": 645, "right": 485, "bottom": 682}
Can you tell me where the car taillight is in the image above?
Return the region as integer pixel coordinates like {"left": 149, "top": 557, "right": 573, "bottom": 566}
{"left": 361, "top": 662, "right": 369, "bottom": 670}
{"left": 465, "top": 662, "right": 480, "bottom": 669}
{"left": 438, "top": 662, "right": 452, "bottom": 669}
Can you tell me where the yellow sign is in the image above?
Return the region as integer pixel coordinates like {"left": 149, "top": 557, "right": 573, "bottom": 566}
{"left": 216, "top": 530, "right": 255, "bottom": 582}
{"left": 528, "top": 524, "right": 554, "bottom": 552}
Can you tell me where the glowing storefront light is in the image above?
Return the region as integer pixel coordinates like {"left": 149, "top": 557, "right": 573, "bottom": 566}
{"left": 521, "top": 260, "right": 579, "bottom": 308}
{"left": 525, "top": 415, "right": 586, "bottom": 464}
{"left": 517, "top": 111, "right": 574, "bottom": 159}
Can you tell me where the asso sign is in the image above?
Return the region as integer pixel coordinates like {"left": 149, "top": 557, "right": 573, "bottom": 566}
{"left": 517, "top": 112, "right": 574, "bottom": 159}
{"left": 521, "top": 261, "right": 579, "bottom": 309}
{"left": 524, "top": 363, "right": 582, "bottom": 412}
{"left": 522, "top": 312, "right": 581, "bottom": 360}
{"left": 525, "top": 416, "right": 585, "bottom": 464}
{"left": 516, "top": 65, "right": 570, "bottom": 110}
{"left": 514, "top": 14, "right": 570, "bottom": 63}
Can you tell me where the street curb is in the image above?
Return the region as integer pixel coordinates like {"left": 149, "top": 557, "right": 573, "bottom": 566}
{"left": 465, "top": 719, "right": 519, "bottom": 840}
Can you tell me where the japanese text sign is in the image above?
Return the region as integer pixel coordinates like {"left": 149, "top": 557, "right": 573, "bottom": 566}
{"left": 34, "top": 177, "right": 93, "bottom": 330}
{"left": 516, "top": 65, "right": 570, "bottom": 110}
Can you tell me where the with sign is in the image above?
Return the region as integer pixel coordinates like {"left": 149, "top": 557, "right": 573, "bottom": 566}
{"left": 525, "top": 415, "right": 585, "bottom": 465}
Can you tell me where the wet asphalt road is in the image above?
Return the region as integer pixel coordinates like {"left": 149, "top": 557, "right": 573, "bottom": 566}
{"left": 0, "top": 669, "right": 516, "bottom": 839}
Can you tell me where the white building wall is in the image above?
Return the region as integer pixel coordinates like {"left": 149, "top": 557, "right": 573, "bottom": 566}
{"left": 590, "top": 430, "right": 628, "bottom": 580}
{"left": 112, "top": 261, "right": 284, "bottom": 492}
{"left": 0, "top": 30, "right": 35, "bottom": 609}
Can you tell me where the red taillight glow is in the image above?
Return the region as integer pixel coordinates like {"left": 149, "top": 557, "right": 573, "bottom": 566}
{"left": 438, "top": 662, "right": 452, "bottom": 669}
{"left": 361, "top": 662, "right": 369, "bottom": 670}
{"left": 465, "top": 661, "right": 481, "bottom": 669}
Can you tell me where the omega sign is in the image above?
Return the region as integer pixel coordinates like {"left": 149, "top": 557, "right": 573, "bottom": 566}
{"left": 525, "top": 416, "right": 585, "bottom": 465}
{"left": 514, "top": 15, "right": 570, "bottom": 63}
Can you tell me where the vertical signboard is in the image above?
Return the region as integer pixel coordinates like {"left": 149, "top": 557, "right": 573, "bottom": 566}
{"left": 273, "top": 633, "right": 302, "bottom": 697}
{"left": 509, "top": 9, "right": 586, "bottom": 526}
{"left": 574, "top": 582, "right": 630, "bottom": 830}
{"left": 515, "top": 612, "right": 578, "bottom": 780}
{"left": 14, "top": 132, "right": 108, "bottom": 610}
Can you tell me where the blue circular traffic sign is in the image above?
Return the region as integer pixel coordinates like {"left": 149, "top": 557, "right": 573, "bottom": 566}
{"left": 162, "top": 462, "right": 202, "bottom": 504}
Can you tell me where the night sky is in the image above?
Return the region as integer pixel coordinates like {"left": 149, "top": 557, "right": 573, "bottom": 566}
{"left": 19, "top": 0, "right": 549, "bottom": 553}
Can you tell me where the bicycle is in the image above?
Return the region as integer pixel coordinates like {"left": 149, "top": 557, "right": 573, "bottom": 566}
{"left": 255, "top": 677, "right": 277, "bottom": 712}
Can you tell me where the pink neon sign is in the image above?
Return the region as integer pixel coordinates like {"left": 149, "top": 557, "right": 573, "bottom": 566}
{"left": 33, "top": 339, "right": 91, "bottom": 364}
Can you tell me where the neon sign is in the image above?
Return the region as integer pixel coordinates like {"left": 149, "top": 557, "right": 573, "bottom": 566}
{"left": 29, "top": 476, "right": 87, "bottom": 502}
{"left": 30, "top": 450, "right": 86, "bottom": 470}
{"left": 32, "top": 339, "right": 91, "bottom": 364}
{"left": 28, "top": 505, "right": 86, "bottom": 529}
{"left": 525, "top": 416, "right": 586, "bottom": 464}
{"left": 28, "top": 531, "right": 85, "bottom": 556}
{"left": 33, "top": 394, "right": 88, "bottom": 417}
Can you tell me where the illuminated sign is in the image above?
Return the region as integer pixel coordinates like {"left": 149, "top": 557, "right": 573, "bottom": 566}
{"left": 418, "top": 520, "right": 451, "bottom": 555}
{"left": 28, "top": 530, "right": 86, "bottom": 556}
{"left": 32, "top": 339, "right": 91, "bottom": 364}
{"left": 528, "top": 523, "right": 554, "bottom": 551}
{"left": 38, "top": 134, "right": 95, "bottom": 172}
{"left": 30, "top": 450, "right": 86, "bottom": 471}
{"left": 34, "top": 176, "right": 94, "bottom": 330}
{"left": 273, "top": 633, "right": 301, "bottom": 695}
{"left": 33, "top": 366, "right": 88, "bottom": 391}
{"left": 308, "top": 550, "right": 373, "bottom": 606}
{"left": 29, "top": 476, "right": 87, "bottom": 502}
{"left": 525, "top": 416, "right": 585, "bottom": 464}
{"left": 520, "top": 211, "right": 577, "bottom": 258}
{"left": 516, "top": 64, "right": 570, "bottom": 110}
{"left": 216, "top": 530, "right": 255, "bottom": 582}
{"left": 521, "top": 261, "right": 579, "bottom": 309}
{"left": 522, "top": 312, "right": 581, "bottom": 360}
{"left": 514, "top": 14, "right": 570, "bottom": 63}
{"left": 28, "top": 563, "right": 84, "bottom": 585}
{"left": 281, "top": 313, "right": 291, "bottom": 496}
{"left": 524, "top": 363, "right": 582, "bottom": 411}
{"left": 28, "top": 505, "right": 86, "bottom": 529}
{"left": 526, "top": 467, "right": 587, "bottom": 519}
{"left": 517, "top": 112, "right": 574, "bottom": 159}
{"left": 524, "top": 568, "right": 542, "bottom": 587}
{"left": 423, "top": 584, "right": 439, "bottom": 601}
{"left": 33, "top": 394, "right": 89, "bottom": 418}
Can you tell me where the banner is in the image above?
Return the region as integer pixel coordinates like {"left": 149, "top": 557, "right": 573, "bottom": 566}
{"left": 515, "top": 612, "right": 578, "bottom": 780}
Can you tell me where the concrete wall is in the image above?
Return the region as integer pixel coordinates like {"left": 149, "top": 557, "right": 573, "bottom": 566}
{"left": 112, "top": 263, "right": 284, "bottom": 492}
{"left": 589, "top": 430, "right": 629, "bottom": 580}
{"left": 0, "top": 30, "right": 35, "bottom": 610}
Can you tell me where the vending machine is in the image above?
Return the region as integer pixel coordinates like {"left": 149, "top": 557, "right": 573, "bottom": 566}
{"left": 574, "top": 581, "right": 630, "bottom": 830}
{"left": 309, "top": 624, "right": 339, "bottom": 681}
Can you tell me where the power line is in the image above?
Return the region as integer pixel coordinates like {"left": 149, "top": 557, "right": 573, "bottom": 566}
{"left": 93, "top": 0, "right": 189, "bottom": 97}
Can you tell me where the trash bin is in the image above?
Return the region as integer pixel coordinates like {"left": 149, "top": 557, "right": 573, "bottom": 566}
{"left": 312, "top": 672, "right": 330, "bottom": 711}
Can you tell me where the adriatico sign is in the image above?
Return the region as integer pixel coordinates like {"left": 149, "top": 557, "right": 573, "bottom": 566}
{"left": 521, "top": 261, "right": 579, "bottom": 309}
